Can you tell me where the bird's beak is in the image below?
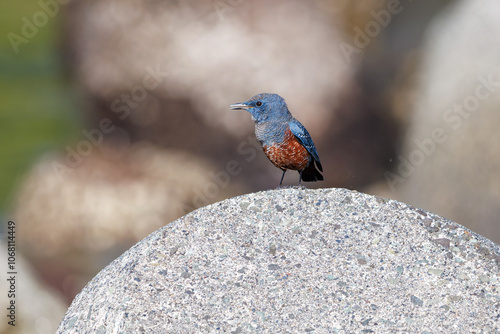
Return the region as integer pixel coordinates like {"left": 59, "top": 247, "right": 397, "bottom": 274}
{"left": 230, "top": 103, "right": 250, "bottom": 110}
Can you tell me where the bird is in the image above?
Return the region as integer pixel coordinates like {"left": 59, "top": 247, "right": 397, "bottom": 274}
{"left": 230, "top": 93, "right": 323, "bottom": 187}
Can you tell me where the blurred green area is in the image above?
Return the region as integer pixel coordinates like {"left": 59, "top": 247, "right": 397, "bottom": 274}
{"left": 0, "top": 1, "right": 80, "bottom": 213}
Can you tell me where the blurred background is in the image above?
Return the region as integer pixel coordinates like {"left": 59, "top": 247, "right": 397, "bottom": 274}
{"left": 1, "top": 0, "right": 500, "bottom": 332}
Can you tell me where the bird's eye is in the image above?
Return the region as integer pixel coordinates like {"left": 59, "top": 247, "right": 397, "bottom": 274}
{"left": 256, "top": 101, "right": 262, "bottom": 107}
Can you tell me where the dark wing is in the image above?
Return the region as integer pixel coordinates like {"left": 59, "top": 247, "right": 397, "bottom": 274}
{"left": 289, "top": 119, "right": 323, "bottom": 172}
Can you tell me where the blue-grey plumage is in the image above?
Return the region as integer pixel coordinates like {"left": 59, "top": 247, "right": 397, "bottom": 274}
{"left": 288, "top": 119, "right": 323, "bottom": 172}
{"left": 231, "top": 93, "right": 324, "bottom": 186}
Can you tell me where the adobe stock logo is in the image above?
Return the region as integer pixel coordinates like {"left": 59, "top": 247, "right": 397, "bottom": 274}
{"left": 7, "top": 0, "right": 70, "bottom": 54}
{"left": 384, "top": 74, "right": 500, "bottom": 191}
{"left": 177, "top": 135, "right": 263, "bottom": 215}
{"left": 339, "top": 0, "right": 407, "bottom": 64}
{"left": 51, "top": 65, "right": 169, "bottom": 181}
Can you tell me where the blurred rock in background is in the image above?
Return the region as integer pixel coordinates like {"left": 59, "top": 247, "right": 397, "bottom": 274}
{"left": 392, "top": 0, "right": 500, "bottom": 243}
{"left": 62, "top": 0, "right": 400, "bottom": 190}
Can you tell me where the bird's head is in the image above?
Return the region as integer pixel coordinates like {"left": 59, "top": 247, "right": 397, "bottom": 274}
{"left": 230, "top": 93, "right": 291, "bottom": 123}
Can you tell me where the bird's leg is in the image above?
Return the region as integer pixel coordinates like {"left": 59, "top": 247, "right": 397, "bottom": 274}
{"left": 298, "top": 170, "right": 303, "bottom": 185}
{"left": 279, "top": 169, "right": 287, "bottom": 187}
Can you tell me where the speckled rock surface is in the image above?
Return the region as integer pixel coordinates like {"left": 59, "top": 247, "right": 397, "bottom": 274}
{"left": 57, "top": 188, "right": 500, "bottom": 333}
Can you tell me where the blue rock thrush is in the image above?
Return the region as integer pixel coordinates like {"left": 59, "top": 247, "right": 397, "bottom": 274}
{"left": 231, "top": 93, "right": 323, "bottom": 186}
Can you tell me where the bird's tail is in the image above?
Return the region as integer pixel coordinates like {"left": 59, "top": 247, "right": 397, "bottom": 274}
{"left": 301, "top": 161, "right": 324, "bottom": 182}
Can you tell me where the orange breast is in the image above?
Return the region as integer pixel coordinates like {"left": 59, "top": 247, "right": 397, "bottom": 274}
{"left": 263, "top": 128, "right": 311, "bottom": 171}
